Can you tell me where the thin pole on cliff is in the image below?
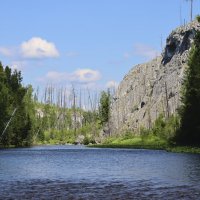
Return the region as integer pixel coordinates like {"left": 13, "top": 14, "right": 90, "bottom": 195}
{"left": 190, "top": 0, "right": 193, "bottom": 21}
{"left": 180, "top": 1, "right": 183, "bottom": 26}
{"left": 186, "top": 0, "right": 193, "bottom": 22}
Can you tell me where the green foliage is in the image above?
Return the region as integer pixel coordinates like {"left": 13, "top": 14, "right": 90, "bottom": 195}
{"left": 98, "top": 90, "right": 111, "bottom": 125}
{"left": 97, "top": 113, "right": 179, "bottom": 150}
{"left": 0, "top": 63, "right": 34, "bottom": 147}
{"left": 33, "top": 101, "right": 100, "bottom": 145}
{"left": 100, "top": 133, "right": 167, "bottom": 149}
{"left": 151, "top": 114, "right": 179, "bottom": 142}
{"left": 177, "top": 30, "right": 200, "bottom": 145}
{"left": 196, "top": 15, "right": 200, "bottom": 23}
{"left": 166, "top": 146, "right": 200, "bottom": 154}
{"left": 40, "top": 122, "right": 99, "bottom": 145}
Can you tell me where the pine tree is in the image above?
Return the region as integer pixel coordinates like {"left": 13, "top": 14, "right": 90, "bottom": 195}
{"left": 177, "top": 30, "right": 200, "bottom": 145}
{"left": 98, "top": 90, "right": 111, "bottom": 125}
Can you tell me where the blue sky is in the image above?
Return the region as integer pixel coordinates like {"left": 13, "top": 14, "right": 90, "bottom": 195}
{"left": 0, "top": 0, "right": 200, "bottom": 90}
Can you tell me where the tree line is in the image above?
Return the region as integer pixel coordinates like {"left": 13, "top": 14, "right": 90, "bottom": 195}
{"left": 0, "top": 62, "right": 111, "bottom": 146}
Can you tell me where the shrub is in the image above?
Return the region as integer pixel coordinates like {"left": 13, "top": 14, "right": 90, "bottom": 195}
{"left": 196, "top": 15, "right": 200, "bottom": 23}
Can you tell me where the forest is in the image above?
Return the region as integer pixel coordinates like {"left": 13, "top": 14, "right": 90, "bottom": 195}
{"left": 0, "top": 63, "right": 111, "bottom": 147}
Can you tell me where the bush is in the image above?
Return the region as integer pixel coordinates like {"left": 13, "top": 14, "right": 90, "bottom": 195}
{"left": 150, "top": 114, "right": 179, "bottom": 142}
{"left": 196, "top": 15, "right": 200, "bottom": 23}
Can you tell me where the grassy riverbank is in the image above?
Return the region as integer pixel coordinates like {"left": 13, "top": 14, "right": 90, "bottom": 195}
{"left": 89, "top": 143, "right": 200, "bottom": 154}
{"left": 166, "top": 146, "right": 200, "bottom": 154}
{"left": 89, "top": 134, "right": 200, "bottom": 154}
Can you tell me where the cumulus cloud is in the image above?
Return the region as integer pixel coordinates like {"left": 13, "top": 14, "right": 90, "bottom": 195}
{"left": 72, "top": 69, "right": 101, "bottom": 83}
{"left": 0, "top": 47, "right": 13, "bottom": 57}
{"left": 106, "top": 80, "right": 119, "bottom": 89}
{"left": 21, "top": 37, "right": 59, "bottom": 59}
{"left": 40, "top": 69, "right": 101, "bottom": 84}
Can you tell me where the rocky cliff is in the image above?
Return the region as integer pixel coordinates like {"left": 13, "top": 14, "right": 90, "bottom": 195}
{"left": 109, "top": 20, "right": 200, "bottom": 135}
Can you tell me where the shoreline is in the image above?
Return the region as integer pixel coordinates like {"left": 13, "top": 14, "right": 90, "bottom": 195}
{"left": 1, "top": 143, "right": 200, "bottom": 154}
{"left": 88, "top": 144, "right": 200, "bottom": 154}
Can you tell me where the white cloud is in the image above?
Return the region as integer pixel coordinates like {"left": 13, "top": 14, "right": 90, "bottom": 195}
{"left": 133, "top": 43, "right": 159, "bottom": 59}
{"left": 40, "top": 68, "right": 101, "bottom": 84}
{"left": 72, "top": 69, "right": 101, "bottom": 83}
{"left": 106, "top": 80, "right": 119, "bottom": 89}
{"left": 21, "top": 37, "right": 59, "bottom": 59}
{"left": 0, "top": 47, "right": 13, "bottom": 57}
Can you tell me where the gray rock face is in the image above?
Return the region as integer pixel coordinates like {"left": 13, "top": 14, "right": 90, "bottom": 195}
{"left": 109, "top": 20, "right": 200, "bottom": 135}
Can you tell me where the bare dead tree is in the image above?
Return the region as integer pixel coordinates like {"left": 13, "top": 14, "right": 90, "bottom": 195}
{"left": 87, "top": 88, "right": 98, "bottom": 137}
{"left": 147, "top": 97, "right": 152, "bottom": 130}
{"left": 164, "top": 82, "right": 170, "bottom": 119}
{"left": 79, "top": 88, "right": 82, "bottom": 128}
{"left": 0, "top": 108, "right": 18, "bottom": 141}
{"left": 44, "top": 86, "right": 47, "bottom": 103}
{"left": 155, "top": 104, "right": 158, "bottom": 119}
{"left": 72, "top": 85, "right": 77, "bottom": 136}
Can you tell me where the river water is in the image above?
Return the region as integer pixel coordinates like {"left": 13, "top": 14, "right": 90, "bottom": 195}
{"left": 0, "top": 145, "right": 200, "bottom": 199}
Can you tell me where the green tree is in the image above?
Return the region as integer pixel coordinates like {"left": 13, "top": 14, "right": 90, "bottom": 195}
{"left": 0, "top": 63, "right": 34, "bottom": 147}
{"left": 98, "top": 90, "right": 111, "bottom": 125}
{"left": 177, "top": 30, "right": 200, "bottom": 145}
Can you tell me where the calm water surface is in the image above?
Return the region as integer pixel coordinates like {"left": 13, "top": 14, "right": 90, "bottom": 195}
{"left": 0, "top": 145, "right": 200, "bottom": 199}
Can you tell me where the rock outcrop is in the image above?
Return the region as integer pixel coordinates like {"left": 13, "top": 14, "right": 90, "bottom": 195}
{"left": 109, "top": 20, "right": 200, "bottom": 135}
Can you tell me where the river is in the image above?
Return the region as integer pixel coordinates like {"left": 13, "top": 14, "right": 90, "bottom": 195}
{"left": 0, "top": 145, "right": 200, "bottom": 199}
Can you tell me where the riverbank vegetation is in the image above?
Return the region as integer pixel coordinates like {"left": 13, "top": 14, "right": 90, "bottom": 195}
{"left": 89, "top": 115, "right": 176, "bottom": 150}
{"left": 90, "top": 114, "right": 200, "bottom": 153}
{"left": 32, "top": 89, "right": 109, "bottom": 145}
{"left": 33, "top": 102, "right": 100, "bottom": 145}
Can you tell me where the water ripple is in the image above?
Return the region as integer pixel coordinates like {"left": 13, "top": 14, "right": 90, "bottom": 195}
{"left": 0, "top": 179, "right": 199, "bottom": 200}
{"left": 1, "top": 146, "right": 200, "bottom": 199}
